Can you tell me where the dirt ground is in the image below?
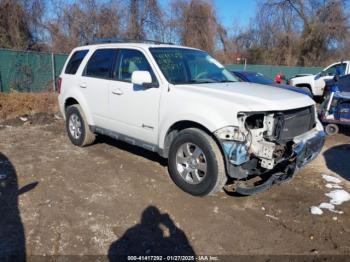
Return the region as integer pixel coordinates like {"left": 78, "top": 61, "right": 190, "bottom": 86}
{"left": 0, "top": 114, "right": 350, "bottom": 259}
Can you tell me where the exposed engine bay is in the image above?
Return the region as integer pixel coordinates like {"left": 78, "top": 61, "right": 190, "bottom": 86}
{"left": 214, "top": 105, "right": 324, "bottom": 195}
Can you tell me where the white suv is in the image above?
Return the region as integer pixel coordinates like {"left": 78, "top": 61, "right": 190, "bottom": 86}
{"left": 58, "top": 41, "right": 325, "bottom": 196}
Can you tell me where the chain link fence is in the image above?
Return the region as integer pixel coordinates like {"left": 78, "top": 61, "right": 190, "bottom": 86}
{"left": 0, "top": 48, "right": 324, "bottom": 93}
{"left": 0, "top": 48, "right": 68, "bottom": 93}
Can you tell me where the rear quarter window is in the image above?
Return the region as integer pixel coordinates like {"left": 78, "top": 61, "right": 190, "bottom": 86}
{"left": 65, "top": 50, "right": 89, "bottom": 75}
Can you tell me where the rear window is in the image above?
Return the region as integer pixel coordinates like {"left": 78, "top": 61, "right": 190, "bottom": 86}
{"left": 84, "top": 49, "right": 117, "bottom": 78}
{"left": 65, "top": 50, "right": 88, "bottom": 74}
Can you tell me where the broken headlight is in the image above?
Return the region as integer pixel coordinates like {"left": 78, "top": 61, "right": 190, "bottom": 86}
{"left": 214, "top": 126, "right": 249, "bottom": 165}
{"left": 214, "top": 126, "right": 246, "bottom": 142}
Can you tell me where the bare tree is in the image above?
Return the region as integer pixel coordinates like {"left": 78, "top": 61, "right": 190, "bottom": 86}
{"left": 124, "top": 0, "right": 163, "bottom": 40}
{"left": 0, "top": 0, "right": 45, "bottom": 50}
{"left": 241, "top": 0, "right": 349, "bottom": 66}
{"left": 46, "top": 0, "right": 121, "bottom": 52}
{"left": 170, "top": 0, "right": 219, "bottom": 53}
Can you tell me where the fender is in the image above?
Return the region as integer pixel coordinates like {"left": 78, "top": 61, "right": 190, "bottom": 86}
{"left": 158, "top": 112, "right": 229, "bottom": 149}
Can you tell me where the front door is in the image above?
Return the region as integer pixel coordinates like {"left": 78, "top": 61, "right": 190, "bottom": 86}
{"left": 108, "top": 49, "right": 161, "bottom": 145}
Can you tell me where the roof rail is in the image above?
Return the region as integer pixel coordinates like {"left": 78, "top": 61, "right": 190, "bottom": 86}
{"left": 86, "top": 38, "right": 174, "bottom": 45}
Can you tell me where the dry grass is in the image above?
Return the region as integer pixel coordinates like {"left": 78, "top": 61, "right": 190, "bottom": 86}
{"left": 0, "top": 92, "right": 58, "bottom": 120}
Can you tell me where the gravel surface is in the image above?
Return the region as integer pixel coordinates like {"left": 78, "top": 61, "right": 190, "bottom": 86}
{"left": 0, "top": 115, "right": 349, "bottom": 258}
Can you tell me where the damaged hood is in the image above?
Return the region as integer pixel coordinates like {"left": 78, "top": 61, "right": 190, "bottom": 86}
{"left": 175, "top": 82, "right": 315, "bottom": 111}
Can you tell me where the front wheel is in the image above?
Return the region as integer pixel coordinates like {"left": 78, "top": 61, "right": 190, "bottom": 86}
{"left": 168, "top": 128, "right": 227, "bottom": 196}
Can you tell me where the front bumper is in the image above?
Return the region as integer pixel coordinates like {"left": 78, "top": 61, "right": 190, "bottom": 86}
{"left": 293, "top": 129, "right": 325, "bottom": 170}
{"left": 224, "top": 128, "right": 326, "bottom": 195}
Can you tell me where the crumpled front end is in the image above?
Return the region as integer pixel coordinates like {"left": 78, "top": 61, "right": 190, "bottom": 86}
{"left": 215, "top": 105, "right": 325, "bottom": 195}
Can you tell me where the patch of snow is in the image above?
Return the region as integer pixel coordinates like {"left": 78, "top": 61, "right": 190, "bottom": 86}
{"left": 310, "top": 175, "right": 350, "bottom": 215}
{"left": 319, "top": 202, "right": 343, "bottom": 214}
{"left": 310, "top": 206, "right": 323, "bottom": 215}
{"left": 325, "top": 190, "right": 350, "bottom": 205}
{"left": 325, "top": 183, "right": 342, "bottom": 189}
{"left": 322, "top": 175, "right": 342, "bottom": 184}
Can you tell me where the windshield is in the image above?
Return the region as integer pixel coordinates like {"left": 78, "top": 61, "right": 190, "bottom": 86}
{"left": 244, "top": 72, "right": 274, "bottom": 85}
{"left": 149, "top": 48, "right": 237, "bottom": 84}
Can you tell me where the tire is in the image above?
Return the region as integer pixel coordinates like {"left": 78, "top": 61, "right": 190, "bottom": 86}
{"left": 168, "top": 128, "right": 227, "bottom": 196}
{"left": 65, "top": 104, "right": 95, "bottom": 147}
{"left": 325, "top": 124, "right": 339, "bottom": 136}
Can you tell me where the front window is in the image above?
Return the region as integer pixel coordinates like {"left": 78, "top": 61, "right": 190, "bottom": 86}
{"left": 324, "top": 63, "right": 347, "bottom": 76}
{"left": 115, "top": 49, "right": 157, "bottom": 83}
{"left": 149, "top": 48, "right": 237, "bottom": 84}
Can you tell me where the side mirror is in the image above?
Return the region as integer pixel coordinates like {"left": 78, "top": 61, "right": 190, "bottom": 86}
{"left": 131, "top": 71, "right": 157, "bottom": 88}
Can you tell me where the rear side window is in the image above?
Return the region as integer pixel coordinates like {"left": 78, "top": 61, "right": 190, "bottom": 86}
{"left": 84, "top": 49, "right": 117, "bottom": 78}
{"left": 65, "top": 50, "right": 88, "bottom": 74}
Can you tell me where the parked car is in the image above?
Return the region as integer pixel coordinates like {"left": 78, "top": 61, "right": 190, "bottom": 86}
{"left": 231, "top": 70, "right": 312, "bottom": 97}
{"left": 289, "top": 61, "right": 350, "bottom": 97}
{"left": 58, "top": 40, "right": 325, "bottom": 196}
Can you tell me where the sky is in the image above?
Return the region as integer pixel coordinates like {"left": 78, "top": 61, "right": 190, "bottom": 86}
{"left": 46, "top": 0, "right": 258, "bottom": 30}
{"left": 160, "top": 0, "right": 257, "bottom": 29}
{"left": 213, "top": 0, "right": 257, "bottom": 28}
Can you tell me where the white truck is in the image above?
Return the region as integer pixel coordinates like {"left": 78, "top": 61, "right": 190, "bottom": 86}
{"left": 289, "top": 61, "right": 350, "bottom": 97}
{"left": 58, "top": 40, "right": 325, "bottom": 196}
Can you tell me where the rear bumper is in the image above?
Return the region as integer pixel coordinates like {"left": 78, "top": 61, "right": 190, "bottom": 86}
{"left": 58, "top": 94, "right": 65, "bottom": 120}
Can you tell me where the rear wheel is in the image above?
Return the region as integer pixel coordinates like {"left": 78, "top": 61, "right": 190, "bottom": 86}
{"left": 168, "top": 128, "right": 227, "bottom": 196}
{"left": 65, "top": 104, "right": 95, "bottom": 146}
{"left": 325, "top": 123, "right": 339, "bottom": 136}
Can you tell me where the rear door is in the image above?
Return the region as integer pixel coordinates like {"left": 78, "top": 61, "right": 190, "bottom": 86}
{"left": 79, "top": 48, "right": 117, "bottom": 127}
{"left": 108, "top": 48, "right": 161, "bottom": 144}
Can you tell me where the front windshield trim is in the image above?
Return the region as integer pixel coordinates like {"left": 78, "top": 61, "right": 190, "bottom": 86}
{"left": 149, "top": 47, "right": 238, "bottom": 85}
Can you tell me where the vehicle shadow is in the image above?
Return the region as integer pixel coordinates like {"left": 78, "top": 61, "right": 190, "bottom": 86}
{"left": 323, "top": 144, "right": 350, "bottom": 181}
{"left": 108, "top": 206, "right": 195, "bottom": 260}
{"left": 0, "top": 152, "right": 38, "bottom": 261}
{"left": 339, "top": 126, "right": 350, "bottom": 136}
{"left": 95, "top": 135, "right": 167, "bottom": 167}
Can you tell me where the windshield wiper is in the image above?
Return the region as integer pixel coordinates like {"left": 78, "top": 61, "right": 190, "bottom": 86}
{"left": 175, "top": 80, "right": 214, "bottom": 84}
{"left": 175, "top": 79, "right": 235, "bottom": 84}
{"left": 220, "top": 80, "right": 236, "bottom": 83}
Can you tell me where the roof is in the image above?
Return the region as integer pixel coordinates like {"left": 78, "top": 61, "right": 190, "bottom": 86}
{"left": 74, "top": 42, "right": 199, "bottom": 51}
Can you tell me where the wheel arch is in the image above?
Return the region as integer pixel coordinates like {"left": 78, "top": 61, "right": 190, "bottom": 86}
{"left": 63, "top": 95, "right": 94, "bottom": 125}
{"left": 160, "top": 120, "right": 219, "bottom": 158}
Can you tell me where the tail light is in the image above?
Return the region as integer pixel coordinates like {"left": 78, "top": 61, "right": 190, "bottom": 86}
{"left": 57, "top": 77, "right": 62, "bottom": 94}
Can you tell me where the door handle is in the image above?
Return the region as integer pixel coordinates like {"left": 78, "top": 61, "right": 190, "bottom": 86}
{"left": 112, "top": 88, "right": 123, "bottom": 95}
{"left": 79, "top": 83, "right": 87, "bottom": 88}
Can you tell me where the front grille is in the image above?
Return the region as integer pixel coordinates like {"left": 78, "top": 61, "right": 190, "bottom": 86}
{"left": 275, "top": 106, "right": 315, "bottom": 141}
